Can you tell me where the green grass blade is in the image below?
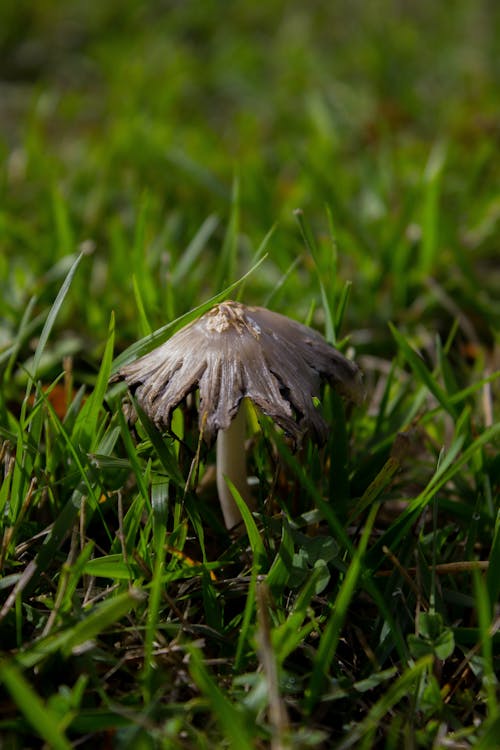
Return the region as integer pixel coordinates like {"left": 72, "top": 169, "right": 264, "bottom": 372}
{"left": 419, "top": 142, "right": 446, "bottom": 276}
{"left": 132, "top": 273, "right": 153, "bottom": 337}
{"left": 473, "top": 569, "right": 497, "bottom": 717}
{"left": 263, "top": 254, "right": 301, "bottom": 308}
{"left": 294, "top": 208, "right": 336, "bottom": 343}
{"left": 30, "top": 251, "right": 84, "bottom": 380}
{"left": 272, "top": 565, "right": 326, "bottom": 664}
{"left": 305, "top": 503, "right": 379, "bottom": 712}
{"left": 266, "top": 517, "right": 295, "bottom": 595}
{"left": 25, "top": 490, "right": 87, "bottom": 596}
{"left": 72, "top": 312, "right": 115, "bottom": 451}
{"left": 237, "top": 222, "right": 276, "bottom": 302}
{"left": 270, "top": 428, "right": 354, "bottom": 554}
{"left": 146, "top": 481, "right": 169, "bottom": 613}
{"left": 166, "top": 148, "right": 229, "bottom": 198}
{"left": 52, "top": 542, "right": 95, "bottom": 617}
{"left": 227, "top": 478, "right": 267, "bottom": 571}
{"left": 476, "top": 715, "right": 500, "bottom": 750}
{"left": 17, "top": 588, "right": 144, "bottom": 668}
{"left": 116, "top": 408, "right": 151, "bottom": 504}
{"left": 172, "top": 213, "right": 219, "bottom": 285}
{"left": 188, "top": 647, "right": 254, "bottom": 750}
{"left": 111, "top": 253, "right": 268, "bottom": 372}
{"left": 0, "top": 660, "right": 72, "bottom": 750}
{"left": 142, "top": 500, "right": 167, "bottom": 701}
{"left": 486, "top": 508, "right": 500, "bottom": 606}
{"left": 367, "top": 421, "right": 499, "bottom": 569}
{"left": 44, "top": 397, "right": 100, "bottom": 505}
{"left": 83, "top": 554, "right": 140, "bottom": 580}
{"left": 234, "top": 566, "right": 258, "bottom": 671}
{"left": 1, "top": 296, "right": 37, "bottom": 379}
{"left": 52, "top": 185, "right": 74, "bottom": 260}
{"left": 131, "top": 192, "right": 158, "bottom": 322}
{"left": 8, "top": 409, "right": 36, "bottom": 521}
{"left": 133, "top": 400, "right": 185, "bottom": 487}
{"left": 215, "top": 174, "right": 240, "bottom": 289}
{"left": 337, "top": 656, "right": 434, "bottom": 750}
{"left": 350, "top": 433, "right": 409, "bottom": 520}
{"left": 423, "top": 421, "right": 499, "bottom": 499}
{"left": 389, "top": 322, "right": 456, "bottom": 417}
{"left": 0, "top": 455, "right": 13, "bottom": 519}
{"left": 334, "top": 279, "right": 352, "bottom": 335}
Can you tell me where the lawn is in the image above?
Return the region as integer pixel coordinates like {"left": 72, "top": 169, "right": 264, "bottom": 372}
{"left": 0, "top": 1, "right": 499, "bottom": 748}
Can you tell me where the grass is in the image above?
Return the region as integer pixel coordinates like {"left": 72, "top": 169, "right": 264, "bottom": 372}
{"left": 0, "top": 1, "right": 499, "bottom": 747}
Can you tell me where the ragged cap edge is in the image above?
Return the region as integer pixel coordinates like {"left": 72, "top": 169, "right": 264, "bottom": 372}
{"left": 110, "top": 300, "right": 364, "bottom": 445}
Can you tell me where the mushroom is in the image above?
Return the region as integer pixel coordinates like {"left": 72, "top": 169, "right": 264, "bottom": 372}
{"left": 113, "top": 300, "right": 363, "bottom": 529}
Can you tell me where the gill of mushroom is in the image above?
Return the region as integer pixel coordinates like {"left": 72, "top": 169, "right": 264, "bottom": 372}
{"left": 112, "top": 300, "right": 364, "bottom": 530}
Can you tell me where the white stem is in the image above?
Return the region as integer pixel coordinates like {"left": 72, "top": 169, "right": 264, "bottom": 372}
{"left": 216, "top": 402, "right": 254, "bottom": 529}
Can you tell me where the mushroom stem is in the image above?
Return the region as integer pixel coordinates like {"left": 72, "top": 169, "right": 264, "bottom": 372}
{"left": 216, "top": 401, "right": 254, "bottom": 529}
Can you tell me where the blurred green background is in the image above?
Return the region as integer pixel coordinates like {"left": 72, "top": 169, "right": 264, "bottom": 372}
{"left": 1, "top": 0, "right": 499, "bottom": 365}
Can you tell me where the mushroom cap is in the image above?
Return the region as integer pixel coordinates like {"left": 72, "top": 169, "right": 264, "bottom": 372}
{"left": 114, "top": 300, "right": 364, "bottom": 444}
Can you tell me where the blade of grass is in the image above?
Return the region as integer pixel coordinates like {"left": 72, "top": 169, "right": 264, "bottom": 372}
{"left": 473, "top": 569, "right": 497, "bottom": 717}
{"left": 255, "top": 580, "right": 290, "bottom": 743}
{"left": 7, "top": 401, "right": 38, "bottom": 521}
{"left": 263, "top": 254, "right": 301, "bottom": 308}
{"left": 132, "top": 274, "right": 153, "bottom": 337}
{"left": 294, "top": 208, "right": 335, "bottom": 343}
{"left": 227, "top": 478, "right": 267, "bottom": 571}
{"left": 215, "top": 174, "right": 240, "bottom": 289}
{"left": 234, "top": 565, "right": 258, "bottom": 671}
{"left": 349, "top": 448, "right": 402, "bottom": 521}
{"left": 17, "top": 393, "right": 112, "bottom": 595}
{"left": 22, "top": 490, "right": 85, "bottom": 598}
{"left": 362, "top": 577, "right": 410, "bottom": 663}
{"left": 305, "top": 502, "right": 379, "bottom": 713}
{"left": 111, "top": 253, "right": 268, "bottom": 372}
{"left": 116, "top": 408, "right": 150, "bottom": 504}
{"left": 188, "top": 646, "right": 255, "bottom": 750}
{"left": 0, "top": 454, "right": 13, "bottom": 519}
{"left": 52, "top": 185, "right": 74, "bottom": 260}
{"left": 367, "top": 421, "right": 500, "bottom": 569}
{"left": 1, "top": 296, "right": 37, "bottom": 379}
{"left": 142, "top": 481, "right": 168, "bottom": 702}
{"left": 237, "top": 222, "right": 276, "bottom": 302}
{"left": 44, "top": 397, "right": 100, "bottom": 507}
{"left": 486, "top": 509, "right": 500, "bottom": 606}
{"left": 419, "top": 142, "right": 446, "bottom": 276}
{"left": 166, "top": 148, "right": 229, "bottom": 199}
{"left": 133, "top": 400, "right": 184, "bottom": 487}
{"left": 389, "top": 322, "right": 457, "bottom": 418}
{"left": 334, "top": 280, "right": 352, "bottom": 336}
{"left": 171, "top": 213, "right": 219, "bottom": 285}
{"left": 83, "top": 554, "right": 140, "bottom": 580}
{"left": 476, "top": 715, "right": 500, "bottom": 750}
{"left": 272, "top": 564, "right": 327, "bottom": 664}
{"left": 72, "top": 312, "right": 115, "bottom": 451}
{"left": 269, "top": 427, "right": 354, "bottom": 555}
{"left": 45, "top": 541, "right": 95, "bottom": 625}
{"left": 30, "top": 251, "right": 85, "bottom": 381}
{"left": 131, "top": 191, "right": 158, "bottom": 324}
{"left": 336, "top": 655, "right": 434, "bottom": 750}
{"left": 266, "top": 517, "right": 295, "bottom": 595}
{"left": 16, "top": 587, "right": 144, "bottom": 668}
{"left": 0, "top": 660, "right": 72, "bottom": 750}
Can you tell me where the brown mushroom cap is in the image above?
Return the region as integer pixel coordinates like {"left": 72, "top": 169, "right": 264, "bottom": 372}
{"left": 114, "top": 300, "right": 364, "bottom": 444}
